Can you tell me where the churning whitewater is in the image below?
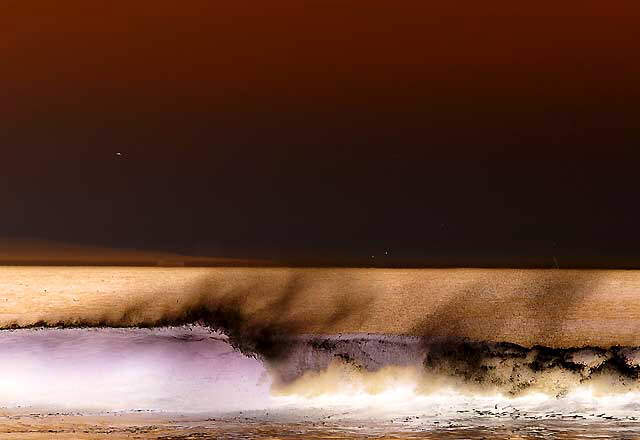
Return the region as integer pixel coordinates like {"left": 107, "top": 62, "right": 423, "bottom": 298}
{"left": 2, "top": 325, "right": 640, "bottom": 418}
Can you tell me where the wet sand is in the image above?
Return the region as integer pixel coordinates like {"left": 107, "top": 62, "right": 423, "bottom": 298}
{"left": 2, "top": 267, "right": 640, "bottom": 347}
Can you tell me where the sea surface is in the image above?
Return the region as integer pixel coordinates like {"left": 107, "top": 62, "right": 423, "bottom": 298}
{"left": 1, "top": 326, "right": 639, "bottom": 439}
{"left": 2, "top": 411, "right": 640, "bottom": 439}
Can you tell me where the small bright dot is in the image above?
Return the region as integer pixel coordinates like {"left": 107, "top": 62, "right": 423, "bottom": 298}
{"left": 115, "top": 152, "right": 123, "bottom": 157}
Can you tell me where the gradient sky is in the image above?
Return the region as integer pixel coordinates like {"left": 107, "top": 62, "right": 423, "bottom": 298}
{"left": 2, "top": 1, "right": 640, "bottom": 265}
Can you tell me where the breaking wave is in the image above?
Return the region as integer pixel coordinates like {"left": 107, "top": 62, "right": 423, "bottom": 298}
{"left": 2, "top": 325, "right": 640, "bottom": 417}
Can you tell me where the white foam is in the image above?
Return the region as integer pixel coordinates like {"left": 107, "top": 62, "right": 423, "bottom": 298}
{"left": 1, "top": 326, "right": 640, "bottom": 419}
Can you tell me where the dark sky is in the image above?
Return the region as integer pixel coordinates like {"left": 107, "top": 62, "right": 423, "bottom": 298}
{"left": 2, "top": 1, "right": 640, "bottom": 266}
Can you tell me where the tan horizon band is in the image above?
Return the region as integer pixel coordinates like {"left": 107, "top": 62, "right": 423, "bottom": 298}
{"left": 2, "top": 267, "right": 639, "bottom": 348}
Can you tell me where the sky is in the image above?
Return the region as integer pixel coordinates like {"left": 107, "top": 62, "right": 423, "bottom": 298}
{"left": 2, "top": 1, "right": 640, "bottom": 266}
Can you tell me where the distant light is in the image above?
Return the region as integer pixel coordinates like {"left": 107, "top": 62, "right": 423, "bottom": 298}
{"left": 115, "top": 152, "right": 124, "bottom": 157}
